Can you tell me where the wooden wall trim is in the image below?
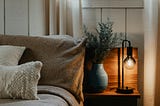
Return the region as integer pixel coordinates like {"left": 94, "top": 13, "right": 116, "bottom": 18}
{"left": 83, "top": 7, "right": 144, "bottom": 9}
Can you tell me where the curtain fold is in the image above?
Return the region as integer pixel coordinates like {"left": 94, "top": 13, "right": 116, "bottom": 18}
{"left": 155, "top": 1, "right": 160, "bottom": 105}
{"left": 46, "top": 0, "right": 82, "bottom": 39}
{"left": 144, "top": 0, "right": 160, "bottom": 106}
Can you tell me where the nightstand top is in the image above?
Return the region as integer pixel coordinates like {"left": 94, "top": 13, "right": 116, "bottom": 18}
{"left": 84, "top": 89, "right": 140, "bottom": 98}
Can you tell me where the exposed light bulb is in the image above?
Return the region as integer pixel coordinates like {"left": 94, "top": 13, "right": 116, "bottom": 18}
{"left": 123, "top": 56, "right": 136, "bottom": 69}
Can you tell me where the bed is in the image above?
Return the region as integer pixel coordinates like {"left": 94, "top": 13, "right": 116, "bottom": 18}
{"left": 0, "top": 35, "right": 85, "bottom": 106}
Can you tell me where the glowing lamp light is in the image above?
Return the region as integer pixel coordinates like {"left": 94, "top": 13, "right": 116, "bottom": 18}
{"left": 124, "top": 56, "right": 136, "bottom": 69}
{"left": 123, "top": 46, "right": 136, "bottom": 70}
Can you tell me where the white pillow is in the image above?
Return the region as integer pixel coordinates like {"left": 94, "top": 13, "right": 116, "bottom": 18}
{"left": 0, "top": 45, "right": 26, "bottom": 66}
{"left": 0, "top": 61, "right": 43, "bottom": 100}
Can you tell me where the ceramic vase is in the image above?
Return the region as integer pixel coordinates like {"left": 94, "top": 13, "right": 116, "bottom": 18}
{"left": 87, "top": 63, "right": 108, "bottom": 93}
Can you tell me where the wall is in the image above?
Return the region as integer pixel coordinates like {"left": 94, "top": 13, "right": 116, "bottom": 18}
{"left": 82, "top": 0, "right": 144, "bottom": 106}
{"left": 0, "top": 0, "right": 4, "bottom": 34}
{"left": 0, "top": 0, "right": 46, "bottom": 36}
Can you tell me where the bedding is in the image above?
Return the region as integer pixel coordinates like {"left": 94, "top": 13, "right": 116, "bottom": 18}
{"left": 0, "top": 86, "right": 80, "bottom": 106}
{"left": 0, "top": 35, "right": 85, "bottom": 106}
{"left": 0, "top": 61, "right": 42, "bottom": 100}
{"left": 0, "top": 45, "right": 25, "bottom": 66}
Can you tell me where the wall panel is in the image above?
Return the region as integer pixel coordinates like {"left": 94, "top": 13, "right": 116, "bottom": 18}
{"left": 5, "top": 0, "right": 28, "bottom": 35}
{"left": 127, "top": 9, "right": 144, "bottom": 58}
{"left": 102, "top": 9, "right": 125, "bottom": 33}
{"left": 29, "top": 0, "right": 46, "bottom": 36}
{"left": 0, "top": 0, "right": 4, "bottom": 34}
{"left": 82, "top": 9, "right": 101, "bottom": 33}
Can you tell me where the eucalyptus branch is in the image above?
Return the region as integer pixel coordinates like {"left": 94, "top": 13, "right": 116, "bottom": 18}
{"left": 83, "top": 19, "right": 124, "bottom": 63}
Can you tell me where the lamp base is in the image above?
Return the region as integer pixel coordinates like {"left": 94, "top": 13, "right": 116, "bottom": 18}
{"left": 116, "top": 87, "right": 134, "bottom": 94}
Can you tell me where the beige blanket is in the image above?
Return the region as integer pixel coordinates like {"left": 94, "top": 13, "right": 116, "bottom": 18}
{"left": 0, "top": 85, "right": 81, "bottom": 106}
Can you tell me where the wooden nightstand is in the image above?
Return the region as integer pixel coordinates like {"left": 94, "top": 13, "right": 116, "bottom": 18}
{"left": 83, "top": 48, "right": 140, "bottom": 106}
{"left": 84, "top": 89, "right": 140, "bottom": 106}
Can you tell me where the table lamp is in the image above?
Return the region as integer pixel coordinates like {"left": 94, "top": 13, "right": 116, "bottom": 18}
{"left": 116, "top": 40, "right": 136, "bottom": 94}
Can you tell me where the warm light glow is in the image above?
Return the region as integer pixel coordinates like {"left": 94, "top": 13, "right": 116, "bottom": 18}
{"left": 124, "top": 56, "right": 136, "bottom": 69}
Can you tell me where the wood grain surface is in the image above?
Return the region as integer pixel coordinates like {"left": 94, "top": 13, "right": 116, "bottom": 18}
{"left": 103, "top": 48, "right": 138, "bottom": 91}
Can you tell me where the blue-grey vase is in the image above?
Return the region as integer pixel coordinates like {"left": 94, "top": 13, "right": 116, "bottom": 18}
{"left": 87, "top": 63, "right": 108, "bottom": 93}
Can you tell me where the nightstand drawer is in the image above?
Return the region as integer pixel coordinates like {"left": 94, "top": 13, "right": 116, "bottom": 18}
{"left": 84, "top": 96, "right": 138, "bottom": 106}
{"left": 84, "top": 90, "right": 140, "bottom": 106}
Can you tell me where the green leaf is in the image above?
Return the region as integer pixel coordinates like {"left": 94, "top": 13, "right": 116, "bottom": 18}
{"left": 83, "top": 18, "right": 125, "bottom": 63}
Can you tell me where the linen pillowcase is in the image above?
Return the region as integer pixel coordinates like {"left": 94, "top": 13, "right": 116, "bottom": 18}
{"left": 0, "top": 61, "right": 43, "bottom": 100}
{"left": 0, "top": 45, "right": 26, "bottom": 66}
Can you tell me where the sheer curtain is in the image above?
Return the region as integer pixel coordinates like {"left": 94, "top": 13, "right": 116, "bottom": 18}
{"left": 144, "top": 0, "right": 160, "bottom": 106}
{"left": 45, "top": 0, "right": 82, "bottom": 39}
